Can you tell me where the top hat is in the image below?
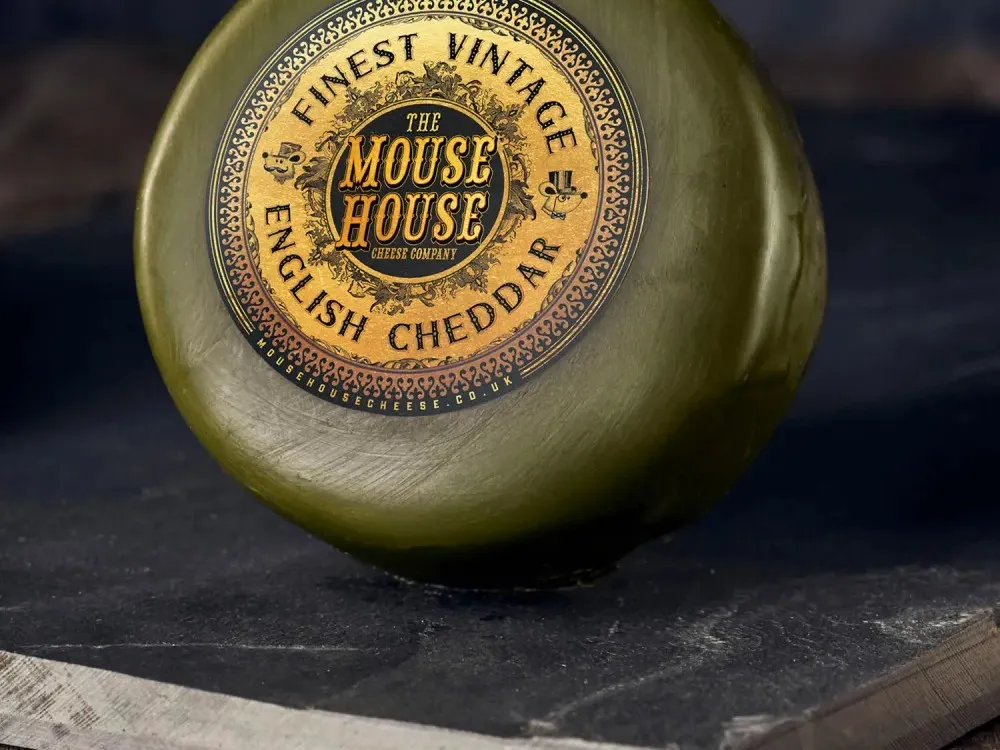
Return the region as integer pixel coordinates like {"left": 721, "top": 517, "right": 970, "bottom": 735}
{"left": 547, "top": 170, "right": 580, "bottom": 195}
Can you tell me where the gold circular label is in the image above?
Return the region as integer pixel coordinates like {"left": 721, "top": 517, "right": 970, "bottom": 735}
{"left": 210, "top": 0, "right": 647, "bottom": 416}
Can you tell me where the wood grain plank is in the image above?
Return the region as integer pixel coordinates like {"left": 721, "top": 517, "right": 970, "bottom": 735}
{"left": 950, "top": 718, "right": 1000, "bottom": 750}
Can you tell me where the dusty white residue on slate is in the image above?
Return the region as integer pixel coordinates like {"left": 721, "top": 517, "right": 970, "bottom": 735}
{"left": 531, "top": 607, "right": 735, "bottom": 736}
{"left": 23, "top": 643, "right": 362, "bottom": 653}
{"left": 865, "top": 607, "right": 991, "bottom": 646}
{"left": 719, "top": 715, "right": 793, "bottom": 750}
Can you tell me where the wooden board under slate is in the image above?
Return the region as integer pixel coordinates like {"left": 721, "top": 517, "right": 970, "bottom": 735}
{"left": 2, "top": 108, "right": 999, "bottom": 750}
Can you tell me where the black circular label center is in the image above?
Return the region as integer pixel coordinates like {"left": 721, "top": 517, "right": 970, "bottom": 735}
{"left": 328, "top": 101, "right": 507, "bottom": 282}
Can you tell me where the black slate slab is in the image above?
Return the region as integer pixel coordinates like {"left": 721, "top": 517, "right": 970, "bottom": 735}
{"left": 1, "top": 108, "right": 999, "bottom": 750}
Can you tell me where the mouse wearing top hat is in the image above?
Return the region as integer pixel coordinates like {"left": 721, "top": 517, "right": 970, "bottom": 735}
{"left": 540, "top": 170, "right": 589, "bottom": 221}
{"left": 262, "top": 142, "right": 305, "bottom": 184}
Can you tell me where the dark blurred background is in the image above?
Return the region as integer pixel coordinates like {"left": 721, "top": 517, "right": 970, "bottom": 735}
{"left": 2, "top": 3, "right": 1000, "bottom": 749}
{"left": 3, "top": 0, "right": 999, "bottom": 417}
{"left": 4, "top": 0, "right": 1000, "bottom": 47}
{"left": 2, "top": 0, "right": 1000, "bottom": 241}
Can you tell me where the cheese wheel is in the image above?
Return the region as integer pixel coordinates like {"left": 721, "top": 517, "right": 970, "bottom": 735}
{"left": 136, "top": 0, "right": 826, "bottom": 589}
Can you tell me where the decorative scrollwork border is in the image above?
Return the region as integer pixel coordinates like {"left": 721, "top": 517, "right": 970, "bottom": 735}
{"left": 208, "top": 0, "right": 648, "bottom": 413}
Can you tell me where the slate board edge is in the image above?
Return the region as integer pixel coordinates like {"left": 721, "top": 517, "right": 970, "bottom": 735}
{"left": 2, "top": 612, "right": 999, "bottom": 750}
{"left": 0, "top": 651, "right": 642, "bottom": 750}
{"left": 745, "top": 609, "right": 1000, "bottom": 750}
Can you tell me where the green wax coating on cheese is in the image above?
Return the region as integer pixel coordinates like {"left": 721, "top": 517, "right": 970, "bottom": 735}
{"left": 136, "top": 0, "right": 827, "bottom": 590}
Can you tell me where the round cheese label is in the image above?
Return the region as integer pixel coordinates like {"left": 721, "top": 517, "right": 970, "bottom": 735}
{"left": 209, "top": 0, "right": 647, "bottom": 416}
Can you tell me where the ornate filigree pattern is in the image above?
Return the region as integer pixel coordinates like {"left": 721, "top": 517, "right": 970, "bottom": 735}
{"left": 293, "top": 62, "right": 534, "bottom": 316}
{"left": 209, "top": 0, "right": 647, "bottom": 413}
